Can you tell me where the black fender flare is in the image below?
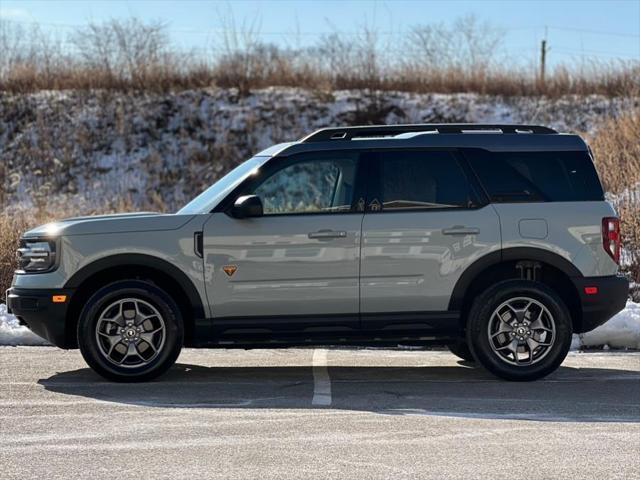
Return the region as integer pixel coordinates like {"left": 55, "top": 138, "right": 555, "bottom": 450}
{"left": 448, "top": 247, "right": 583, "bottom": 311}
{"left": 64, "top": 253, "right": 206, "bottom": 321}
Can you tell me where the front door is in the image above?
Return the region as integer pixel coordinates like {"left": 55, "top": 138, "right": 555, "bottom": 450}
{"left": 360, "top": 149, "right": 501, "bottom": 332}
{"left": 202, "top": 151, "right": 364, "bottom": 336}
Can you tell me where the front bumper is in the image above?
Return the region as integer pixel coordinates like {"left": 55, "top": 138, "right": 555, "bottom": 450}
{"left": 6, "top": 288, "right": 73, "bottom": 348}
{"left": 572, "top": 274, "right": 629, "bottom": 333}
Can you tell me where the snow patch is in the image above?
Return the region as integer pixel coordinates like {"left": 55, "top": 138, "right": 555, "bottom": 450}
{"left": 0, "top": 303, "right": 50, "bottom": 346}
{"left": 574, "top": 301, "right": 640, "bottom": 350}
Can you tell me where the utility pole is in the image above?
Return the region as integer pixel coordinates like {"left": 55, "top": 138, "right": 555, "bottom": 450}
{"left": 540, "top": 26, "right": 548, "bottom": 89}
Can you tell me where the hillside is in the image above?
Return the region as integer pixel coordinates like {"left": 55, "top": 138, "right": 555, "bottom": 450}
{"left": 1, "top": 88, "right": 637, "bottom": 212}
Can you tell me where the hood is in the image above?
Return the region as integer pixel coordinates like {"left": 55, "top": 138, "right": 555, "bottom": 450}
{"left": 23, "top": 212, "right": 198, "bottom": 238}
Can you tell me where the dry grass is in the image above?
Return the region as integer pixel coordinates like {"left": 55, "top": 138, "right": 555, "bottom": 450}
{"left": 589, "top": 110, "right": 640, "bottom": 194}
{"left": 618, "top": 204, "right": 640, "bottom": 300}
{"left": 0, "top": 210, "right": 49, "bottom": 294}
{"left": 212, "top": 60, "right": 639, "bottom": 98}
{"left": 587, "top": 109, "right": 640, "bottom": 291}
{"left": 1, "top": 17, "right": 638, "bottom": 96}
{"left": 3, "top": 48, "right": 636, "bottom": 97}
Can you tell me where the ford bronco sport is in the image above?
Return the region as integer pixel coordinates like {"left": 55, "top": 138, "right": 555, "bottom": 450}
{"left": 7, "top": 124, "right": 629, "bottom": 382}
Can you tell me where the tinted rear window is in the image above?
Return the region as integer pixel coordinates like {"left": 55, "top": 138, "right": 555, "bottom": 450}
{"left": 377, "top": 150, "right": 474, "bottom": 210}
{"left": 465, "top": 149, "right": 604, "bottom": 202}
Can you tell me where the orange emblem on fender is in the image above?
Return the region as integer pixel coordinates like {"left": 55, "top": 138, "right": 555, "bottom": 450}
{"left": 222, "top": 265, "right": 238, "bottom": 277}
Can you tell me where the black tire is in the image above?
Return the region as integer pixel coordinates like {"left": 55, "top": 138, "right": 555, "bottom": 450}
{"left": 466, "top": 279, "right": 572, "bottom": 381}
{"left": 77, "top": 280, "right": 183, "bottom": 382}
{"left": 447, "top": 341, "right": 475, "bottom": 362}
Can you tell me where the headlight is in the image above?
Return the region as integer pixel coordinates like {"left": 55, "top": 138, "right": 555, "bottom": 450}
{"left": 16, "top": 239, "right": 57, "bottom": 273}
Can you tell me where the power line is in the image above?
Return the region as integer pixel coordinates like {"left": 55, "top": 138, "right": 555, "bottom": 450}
{"left": 553, "top": 49, "right": 640, "bottom": 60}
{"left": 547, "top": 25, "right": 640, "bottom": 39}
{"left": 555, "top": 45, "right": 639, "bottom": 56}
{"left": 3, "top": 18, "right": 638, "bottom": 64}
{"left": 0, "top": 18, "right": 78, "bottom": 29}
{"left": 3, "top": 18, "right": 639, "bottom": 39}
{"left": 1, "top": 18, "right": 399, "bottom": 36}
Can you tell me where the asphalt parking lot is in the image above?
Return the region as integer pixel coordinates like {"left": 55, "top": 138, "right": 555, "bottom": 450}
{"left": 1, "top": 347, "right": 639, "bottom": 479}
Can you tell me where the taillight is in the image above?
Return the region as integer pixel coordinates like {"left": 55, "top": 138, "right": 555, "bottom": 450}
{"left": 602, "top": 217, "right": 621, "bottom": 264}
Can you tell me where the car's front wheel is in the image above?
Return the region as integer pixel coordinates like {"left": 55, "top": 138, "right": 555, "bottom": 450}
{"left": 466, "top": 280, "right": 572, "bottom": 381}
{"left": 78, "top": 280, "right": 183, "bottom": 382}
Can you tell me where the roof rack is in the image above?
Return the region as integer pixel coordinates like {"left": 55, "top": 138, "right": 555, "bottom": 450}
{"left": 301, "top": 124, "right": 558, "bottom": 142}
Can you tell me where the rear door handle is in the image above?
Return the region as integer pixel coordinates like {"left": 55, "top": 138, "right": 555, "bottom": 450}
{"left": 308, "top": 230, "right": 347, "bottom": 239}
{"left": 442, "top": 226, "right": 480, "bottom": 236}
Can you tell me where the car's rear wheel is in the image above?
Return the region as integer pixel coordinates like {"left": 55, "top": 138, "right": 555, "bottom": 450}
{"left": 447, "top": 341, "right": 475, "bottom": 362}
{"left": 78, "top": 280, "right": 183, "bottom": 382}
{"left": 466, "top": 280, "right": 572, "bottom": 381}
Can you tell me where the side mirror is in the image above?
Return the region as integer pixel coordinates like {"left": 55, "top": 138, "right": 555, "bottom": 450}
{"left": 231, "top": 195, "right": 263, "bottom": 219}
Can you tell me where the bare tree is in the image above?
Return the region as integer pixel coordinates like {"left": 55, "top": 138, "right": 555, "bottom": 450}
{"left": 0, "top": 20, "right": 70, "bottom": 90}
{"left": 404, "top": 15, "right": 505, "bottom": 77}
{"left": 313, "top": 23, "right": 385, "bottom": 89}
{"left": 71, "top": 18, "right": 171, "bottom": 88}
{"left": 314, "top": 33, "right": 354, "bottom": 83}
{"left": 0, "top": 20, "right": 28, "bottom": 79}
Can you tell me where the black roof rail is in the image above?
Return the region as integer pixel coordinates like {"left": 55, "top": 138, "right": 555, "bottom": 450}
{"left": 301, "top": 124, "right": 558, "bottom": 142}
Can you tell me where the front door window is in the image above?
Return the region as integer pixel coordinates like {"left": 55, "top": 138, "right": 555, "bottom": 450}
{"left": 253, "top": 157, "right": 358, "bottom": 215}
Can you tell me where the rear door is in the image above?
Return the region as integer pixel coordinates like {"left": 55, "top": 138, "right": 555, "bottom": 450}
{"left": 202, "top": 150, "right": 365, "bottom": 336}
{"left": 360, "top": 149, "right": 501, "bottom": 332}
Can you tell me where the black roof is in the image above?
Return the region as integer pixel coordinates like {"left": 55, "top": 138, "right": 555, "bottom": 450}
{"left": 262, "top": 124, "right": 587, "bottom": 157}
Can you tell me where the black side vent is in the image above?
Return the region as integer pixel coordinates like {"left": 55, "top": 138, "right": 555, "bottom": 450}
{"left": 194, "top": 232, "right": 203, "bottom": 258}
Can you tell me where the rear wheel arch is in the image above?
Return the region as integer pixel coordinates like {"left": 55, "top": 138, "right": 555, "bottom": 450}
{"left": 64, "top": 254, "right": 205, "bottom": 348}
{"left": 450, "top": 248, "right": 583, "bottom": 332}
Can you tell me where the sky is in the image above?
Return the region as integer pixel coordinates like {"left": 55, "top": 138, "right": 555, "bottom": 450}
{"left": 1, "top": 0, "right": 639, "bottom": 67}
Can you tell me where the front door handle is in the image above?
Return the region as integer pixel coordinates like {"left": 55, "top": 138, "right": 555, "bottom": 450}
{"left": 442, "top": 226, "right": 480, "bottom": 236}
{"left": 308, "top": 229, "right": 347, "bottom": 239}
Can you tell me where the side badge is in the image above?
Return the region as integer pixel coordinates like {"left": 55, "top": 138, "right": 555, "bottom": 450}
{"left": 222, "top": 265, "right": 238, "bottom": 277}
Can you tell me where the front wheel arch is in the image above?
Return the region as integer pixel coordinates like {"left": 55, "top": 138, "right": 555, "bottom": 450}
{"left": 65, "top": 254, "right": 205, "bottom": 348}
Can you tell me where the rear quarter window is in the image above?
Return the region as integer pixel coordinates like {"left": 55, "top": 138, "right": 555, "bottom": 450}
{"left": 464, "top": 149, "right": 604, "bottom": 202}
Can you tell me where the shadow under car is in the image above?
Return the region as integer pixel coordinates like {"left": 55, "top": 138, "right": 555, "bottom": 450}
{"left": 38, "top": 360, "right": 640, "bottom": 423}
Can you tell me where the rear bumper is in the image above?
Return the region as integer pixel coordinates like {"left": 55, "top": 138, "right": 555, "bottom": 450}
{"left": 572, "top": 275, "right": 629, "bottom": 333}
{"left": 6, "top": 288, "right": 73, "bottom": 348}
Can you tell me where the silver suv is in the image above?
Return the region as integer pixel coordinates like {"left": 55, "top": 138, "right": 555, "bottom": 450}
{"left": 7, "top": 124, "right": 629, "bottom": 382}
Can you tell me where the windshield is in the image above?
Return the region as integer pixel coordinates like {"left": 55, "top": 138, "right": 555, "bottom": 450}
{"left": 177, "top": 156, "right": 268, "bottom": 214}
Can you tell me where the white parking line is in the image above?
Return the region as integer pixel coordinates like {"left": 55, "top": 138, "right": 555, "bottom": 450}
{"left": 312, "top": 348, "right": 332, "bottom": 406}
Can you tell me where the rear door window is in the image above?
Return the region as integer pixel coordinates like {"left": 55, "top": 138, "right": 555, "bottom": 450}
{"left": 374, "top": 150, "right": 476, "bottom": 211}
{"left": 465, "top": 149, "right": 604, "bottom": 202}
